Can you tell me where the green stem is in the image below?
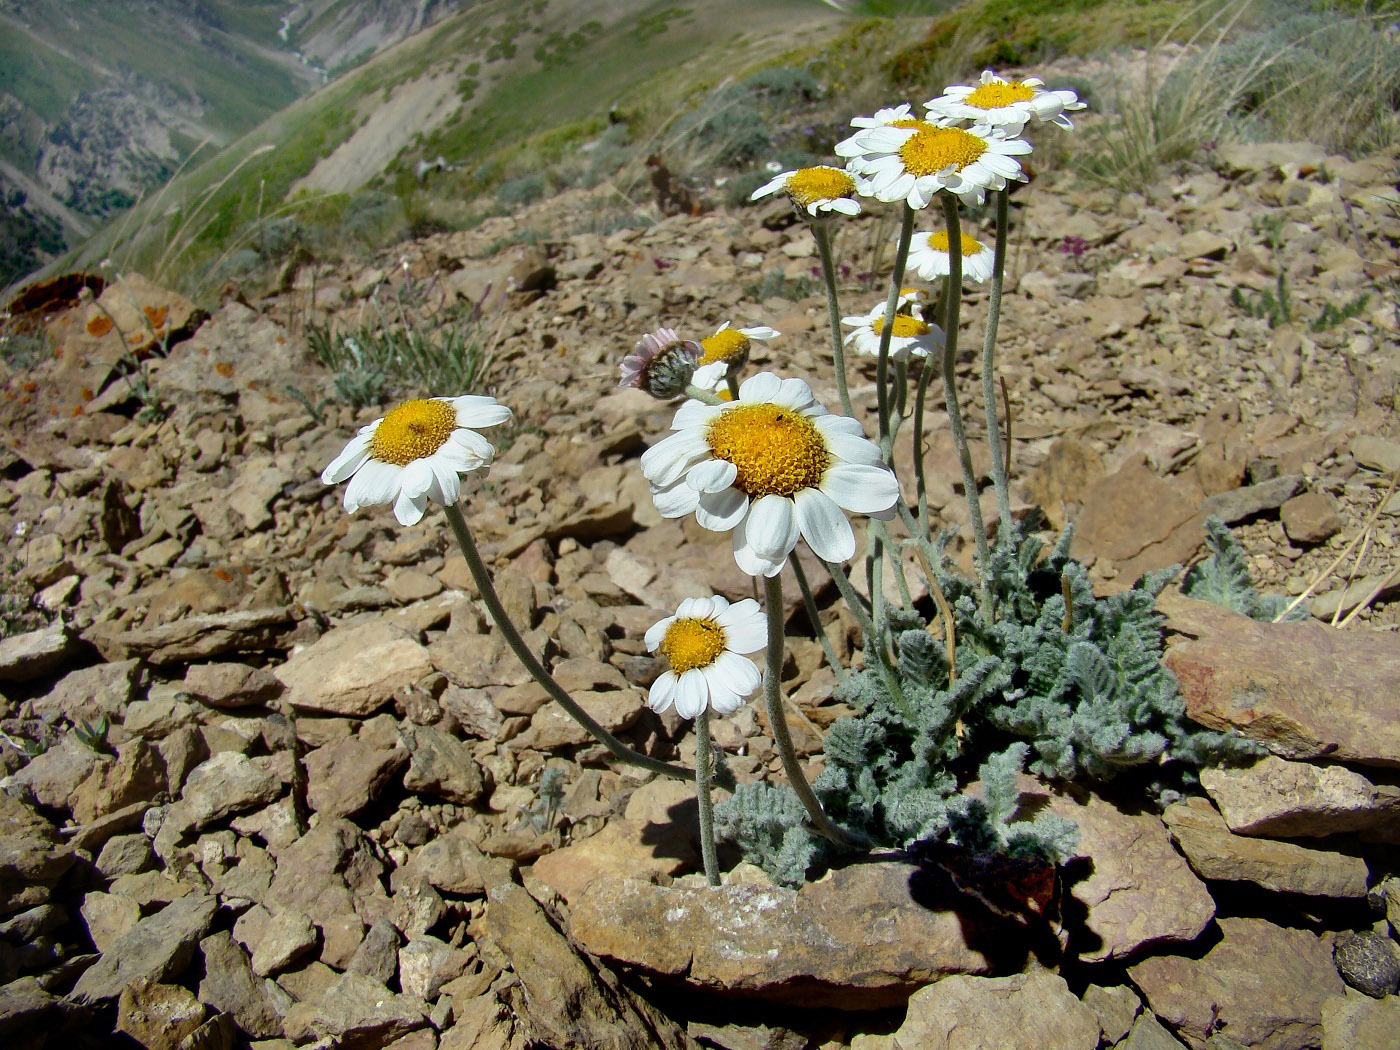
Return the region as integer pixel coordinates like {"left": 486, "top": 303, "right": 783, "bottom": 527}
{"left": 683, "top": 384, "right": 724, "bottom": 405}
{"left": 982, "top": 190, "right": 1012, "bottom": 546}
{"left": 444, "top": 504, "right": 692, "bottom": 782}
{"left": 762, "top": 575, "right": 865, "bottom": 849}
{"left": 938, "top": 193, "right": 991, "bottom": 592}
{"left": 877, "top": 204, "right": 917, "bottom": 462}
{"left": 694, "top": 708, "right": 720, "bottom": 886}
{"left": 791, "top": 557, "right": 843, "bottom": 680}
{"left": 821, "top": 558, "right": 910, "bottom": 715}
{"left": 813, "top": 218, "right": 853, "bottom": 417}
{"left": 875, "top": 518, "right": 914, "bottom": 612}
{"left": 724, "top": 373, "right": 741, "bottom": 401}
{"left": 913, "top": 281, "right": 948, "bottom": 543}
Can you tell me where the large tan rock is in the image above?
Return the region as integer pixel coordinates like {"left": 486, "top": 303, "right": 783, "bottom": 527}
{"left": 1161, "top": 594, "right": 1400, "bottom": 767}
{"left": 892, "top": 973, "right": 1101, "bottom": 1050}
{"left": 1200, "top": 756, "right": 1400, "bottom": 839}
{"left": 275, "top": 619, "right": 433, "bottom": 716}
{"left": 567, "top": 861, "right": 994, "bottom": 1008}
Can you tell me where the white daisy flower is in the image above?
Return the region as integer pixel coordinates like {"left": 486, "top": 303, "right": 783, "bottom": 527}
{"left": 841, "top": 303, "right": 945, "bottom": 360}
{"left": 833, "top": 104, "right": 920, "bottom": 161}
{"left": 848, "top": 122, "right": 1031, "bottom": 209}
{"left": 644, "top": 595, "right": 765, "bottom": 718}
{"left": 750, "top": 166, "right": 861, "bottom": 217}
{"left": 698, "top": 321, "right": 780, "bottom": 375}
{"left": 894, "top": 286, "right": 929, "bottom": 311}
{"left": 908, "top": 230, "right": 997, "bottom": 283}
{"left": 321, "top": 396, "right": 511, "bottom": 526}
{"left": 925, "top": 70, "right": 1085, "bottom": 133}
{"left": 641, "top": 372, "right": 900, "bottom": 577}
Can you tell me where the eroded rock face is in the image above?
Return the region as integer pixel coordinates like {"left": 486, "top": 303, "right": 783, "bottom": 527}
{"left": 1162, "top": 594, "right": 1400, "bottom": 766}
{"left": 67, "top": 893, "right": 218, "bottom": 1004}
{"left": 567, "top": 861, "right": 994, "bottom": 1008}
{"left": 891, "top": 973, "right": 1101, "bottom": 1050}
{"left": 1129, "top": 917, "right": 1345, "bottom": 1050}
{"left": 1199, "top": 756, "right": 1400, "bottom": 839}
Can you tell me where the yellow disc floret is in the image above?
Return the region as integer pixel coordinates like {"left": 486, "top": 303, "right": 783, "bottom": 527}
{"left": 706, "top": 403, "right": 829, "bottom": 497}
{"left": 700, "top": 328, "right": 751, "bottom": 366}
{"left": 925, "top": 232, "right": 987, "bottom": 257}
{"left": 965, "top": 81, "right": 1037, "bottom": 110}
{"left": 871, "top": 316, "right": 932, "bottom": 338}
{"left": 370, "top": 399, "right": 458, "bottom": 466}
{"left": 784, "top": 167, "right": 855, "bottom": 209}
{"left": 890, "top": 118, "right": 937, "bottom": 131}
{"left": 660, "top": 618, "right": 728, "bottom": 672}
{"left": 899, "top": 127, "right": 987, "bottom": 176}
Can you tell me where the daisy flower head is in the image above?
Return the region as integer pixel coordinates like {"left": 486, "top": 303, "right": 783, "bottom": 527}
{"left": 833, "top": 104, "right": 921, "bottom": 161}
{"left": 908, "top": 230, "right": 996, "bottom": 283}
{"left": 698, "top": 321, "right": 780, "bottom": 377}
{"left": 644, "top": 595, "right": 765, "bottom": 718}
{"left": 849, "top": 122, "right": 1031, "bottom": 209}
{"left": 925, "top": 70, "right": 1086, "bottom": 133}
{"left": 841, "top": 303, "right": 944, "bottom": 360}
{"left": 619, "top": 326, "right": 703, "bottom": 400}
{"left": 750, "top": 166, "right": 861, "bottom": 217}
{"left": 641, "top": 372, "right": 900, "bottom": 577}
{"left": 894, "top": 286, "right": 929, "bottom": 312}
{"left": 321, "top": 395, "right": 511, "bottom": 526}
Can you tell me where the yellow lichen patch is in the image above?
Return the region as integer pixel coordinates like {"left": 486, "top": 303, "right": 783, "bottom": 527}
{"left": 706, "top": 403, "right": 829, "bottom": 497}
{"left": 659, "top": 618, "right": 728, "bottom": 672}
{"left": 784, "top": 167, "right": 855, "bottom": 209}
{"left": 924, "top": 232, "right": 987, "bottom": 257}
{"left": 370, "top": 399, "right": 458, "bottom": 466}
{"left": 965, "top": 81, "right": 1037, "bottom": 110}
{"left": 899, "top": 128, "right": 987, "bottom": 176}
{"left": 700, "top": 328, "right": 750, "bottom": 366}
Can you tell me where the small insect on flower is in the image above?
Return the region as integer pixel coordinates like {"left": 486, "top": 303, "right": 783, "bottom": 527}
{"left": 645, "top": 595, "right": 765, "bottom": 717}
{"left": 321, "top": 395, "right": 511, "bottom": 526}
{"left": 619, "top": 327, "right": 702, "bottom": 400}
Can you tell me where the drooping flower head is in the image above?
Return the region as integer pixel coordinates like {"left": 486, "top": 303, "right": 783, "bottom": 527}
{"left": 619, "top": 327, "right": 703, "bottom": 399}
{"left": 847, "top": 120, "right": 1032, "bottom": 209}
{"left": 925, "top": 70, "right": 1086, "bottom": 133}
{"left": 908, "top": 230, "right": 997, "bottom": 283}
{"left": 841, "top": 303, "right": 945, "bottom": 360}
{"left": 641, "top": 373, "right": 900, "bottom": 577}
{"left": 698, "top": 321, "right": 779, "bottom": 378}
{"left": 644, "top": 595, "right": 765, "bottom": 718}
{"left": 750, "top": 166, "right": 861, "bottom": 217}
{"left": 321, "top": 395, "right": 511, "bottom": 526}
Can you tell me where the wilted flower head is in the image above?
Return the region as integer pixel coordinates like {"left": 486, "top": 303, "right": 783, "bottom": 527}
{"left": 619, "top": 327, "right": 703, "bottom": 399}
{"left": 925, "top": 70, "right": 1085, "bottom": 133}
{"left": 321, "top": 395, "right": 511, "bottom": 526}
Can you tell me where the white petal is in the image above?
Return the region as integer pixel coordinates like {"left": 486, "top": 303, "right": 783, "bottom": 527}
{"left": 745, "top": 494, "right": 799, "bottom": 561}
{"left": 674, "top": 670, "right": 708, "bottom": 719}
{"left": 394, "top": 489, "right": 428, "bottom": 526}
{"left": 651, "top": 479, "right": 700, "bottom": 518}
{"left": 453, "top": 398, "right": 512, "bottom": 428}
{"left": 821, "top": 463, "right": 902, "bottom": 513}
{"left": 343, "top": 459, "right": 401, "bottom": 512}
{"left": 687, "top": 458, "right": 738, "bottom": 494}
{"left": 709, "top": 650, "right": 761, "bottom": 701}
{"left": 716, "top": 601, "right": 766, "bottom": 652}
{"left": 695, "top": 487, "right": 749, "bottom": 532}
{"left": 641, "top": 431, "right": 711, "bottom": 487}
{"left": 449, "top": 427, "right": 495, "bottom": 461}
{"left": 772, "top": 377, "right": 817, "bottom": 412}
{"left": 648, "top": 671, "right": 678, "bottom": 713}
{"left": 428, "top": 455, "right": 462, "bottom": 506}
{"left": 399, "top": 459, "right": 437, "bottom": 500}
{"left": 821, "top": 431, "right": 883, "bottom": 467}
{"left": 672, "top": 400, "right": 724, "bottom": 430}
{"left": 322, "top": 433, "right": 373, "bottom": 484}
{"left": 677, "top": 596, "right": 717, "bottom": 620}
{"left": 644, "top": 616, "right": 674, "bottom": 652}
{"left": 794, "top": 487, "right": 855, "bottom": 563}
{"left": 738, "top": 372, "right": 781, "bottom": 403}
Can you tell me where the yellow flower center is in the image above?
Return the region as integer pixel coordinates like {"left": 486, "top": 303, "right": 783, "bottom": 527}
{"left": 784, "top": 167, "right": 854, "bottom": 208}
{"left": 700, "top": 328, "right": 751, "bottom": 366}
{"left": 899, "top": 127, "right": 987, "bottom": 177}
{"left": 964, "top": 81, "right": 1037, "bottom": 110}
{"left": 890, "top": 118, "right": 936, "bottom": 131}
{"left": 370, "top": 399, "right": 457, "bottom": 466}
{"left": 871, "top": 315, "right": 931, "bottom": 338}
{"left": 925, "top": 232, "right": 987, "bottom": 257}
{"left": 660, "top": 617, "right": 727, "bottom": 672}
{"left": 706, "top": 403, "right": 829, "bottom": 497}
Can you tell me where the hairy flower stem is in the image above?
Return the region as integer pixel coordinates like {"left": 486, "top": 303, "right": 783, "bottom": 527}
{"left": 913, "top": 282, "right": 948, "bottom": 541}
{"left": 725, "top": 374, "right": 741, "bottom": 401}
{"left": 763, "top": 575, "right": 865, "bottom": 849}
{"left": 821, "top": 559, "right": 911, "bottom": 715}
{"left": 877, "top": 205, "right": 917, "bottom": 463}
{"left": 683, "top": 384, "right": 724, "bottom": 406}
{"left": 938, "top": 194, "right": 991, "bottom": 592}
{"left": 444, "top": 504, "right": 694, "bottom": 783}
{"left": 982, "top": 190, "right": 1012, "bottom": 546}
{"left": 790, "top": 558, "right": 843, "bottom": 679}
{"left": 694, "top": 708, "right": 720, "bottom": 886}
{"left": 812, "top": 218, "right": 853, "bottom": 417}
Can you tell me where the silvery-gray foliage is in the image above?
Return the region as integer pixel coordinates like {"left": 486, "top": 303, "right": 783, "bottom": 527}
{"left": 1183, "top": 515, "right": 1307, "bottom": 622}
{"left": 716, "top": 524, "right": 1260, "bottom": 887}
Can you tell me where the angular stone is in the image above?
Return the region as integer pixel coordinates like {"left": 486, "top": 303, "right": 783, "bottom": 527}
{"left": 196, "top": 930, "right": 290, "bottom": 1039}
{"left": 0, "top": 619, "right": 80, "bottom": 682}
{"left": 399, "top": 723, "right": 486, "bottom": 805}
{"left": 1121, "top": 1012, "right": 1189, "bottom": 1050}
{"left": 80, "top": 891, "right": 142, "bottom": 953}
{"left": 1163, "top": 797, "right": 1369, "bottom": 897}
{"left": 1323, "top": 989, "right": 1400, "bottom": 1049}
{"left": 1036, "top": 785, "right": 1215, "bottom": 963}
{"left": 567, "top": 862, "right": 994, "bottom": 1008}
{"left": 5, "top": 737, "right": 106, "bottom": 812}
{"left": 1351, "top": 434, "right": 1400, "bottom": 474}
{"left": 1082, "top": 983, "right": 1141, "bottom": 1045}
{"left": 1129, "top": 917, "right": 1344, "bottom": 1050}
{"left": 891, "top": 973, "right": 1100, "bottom": 1050}
{"left": 1199, "top": 473, "right": 1305, "bottom": 523}
{"left": 305, "top": 734, "right": 407, "bottom": 818}
{"left": 1162, "top": 594, "right": 1400, "bottom": 767}
{"left": 275, "top": 619, "right": 433, "bottom": 716}
{"left": 86, "top": 608, "right": 294, "bottom": 664}
{"left": 183, "top": 662, "right": 284, "bottom": 709}
{"left": 265, "top": 818, "right": 385, "bottom": 928}
{"left": 348, "top": 919, "right": 401, "bottom": 984}
{"left": 181, "top": 751, "right": 282, "bottom": 829}
{"left": 115, "top": 980, "right": 206, "bottom": 1050}
{"left": 398, "top": 935, "right": 472, "bottom": 1000}
{"left": 402, "top": 824, "right": 515, "bottom": 897}
{"left": 250, "top": 910, "right": 319, "bottom": 976}
{"left": 71, "top": 739, "right": 165, "bottom": 824}
{"left": 32, "top": 658, "right": 141, "bottom": 723}
{"left": 486, "top": 883, "right": 692, "bottom": 1049}
{"left": 68, "top": 893, "right": 218, "bottom": 1003}
{"left": 1280, "top": 492, "right": 1342, "bottom": 545}
{"left": 280, "top": 971, "right": 426, "bottom": 1048}
{"left": 532, "top": 818, "right": 695, "bottom": 904}
{"left": 1199, "top": 756, "right": 1400, "bottom": 839}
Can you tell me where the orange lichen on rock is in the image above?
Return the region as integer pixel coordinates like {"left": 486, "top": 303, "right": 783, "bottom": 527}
{"left": 86, "top": 315, "right": 114, "bottom": 337}
{"left": 215, "top": 362, "right": 235, "bottom": 377}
